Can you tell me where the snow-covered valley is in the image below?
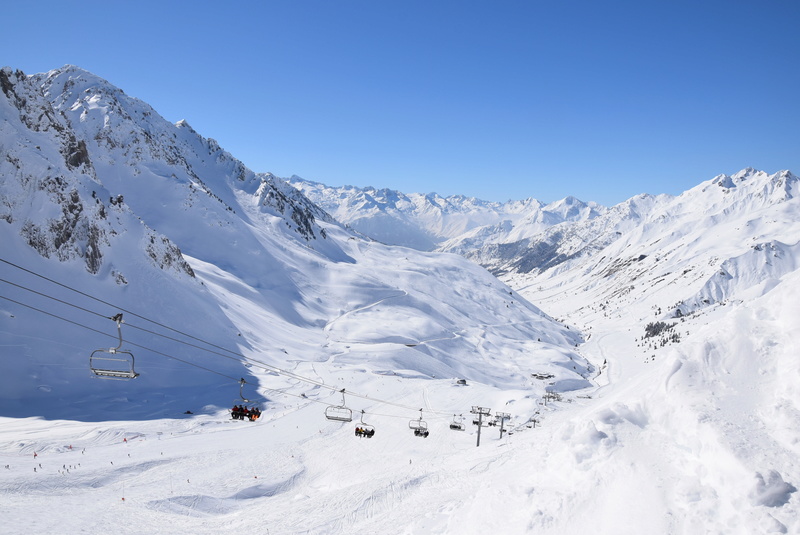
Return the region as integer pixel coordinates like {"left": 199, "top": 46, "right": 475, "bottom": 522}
{"left": 1, "top": 66, "right": 798, "bottom": 534}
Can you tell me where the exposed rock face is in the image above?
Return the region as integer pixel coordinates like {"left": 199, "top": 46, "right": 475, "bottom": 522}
{"left": 0, "top": 66, "right": 194, "bottom": 277}
{"left": 2, "top": 66, "right": 343, "bottom": 278}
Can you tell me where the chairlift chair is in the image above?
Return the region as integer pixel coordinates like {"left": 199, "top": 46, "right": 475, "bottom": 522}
{"left": 449, "top": 414, "right": 465, "bottom": 431}
{"left": 89, "top": 313, "right": 139, "bottom": 379}
{"left": 355, "top": 410, "right": 375, "bottom": 438}
{"left": 410, "top": 408, "right": 429, "bottom": 437}
{"left": 231, "top": 404, "right": 262, "bottom": 422}
{"left": 230, "top": 379, "right": 262, "bottom": 421}
{"left": 325, "top": 389, "right": 353, "bottom": 422}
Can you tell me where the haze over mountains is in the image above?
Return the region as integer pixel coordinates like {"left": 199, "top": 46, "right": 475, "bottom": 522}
{"left": 1, "top": 65, "right": 798, "bottom": 534}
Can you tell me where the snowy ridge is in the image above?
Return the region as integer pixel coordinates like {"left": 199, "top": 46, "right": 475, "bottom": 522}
{"left": 442, "top": 192, "right": 661, "bottom": 275}
{"left": 676, "top": 239, "right": 800, "bottom": 316}
{"left": 35, "top": 66, "right": 333, "bottom": 250}
{"left": 503, "top": 168, "right": 800, "bottom": 325}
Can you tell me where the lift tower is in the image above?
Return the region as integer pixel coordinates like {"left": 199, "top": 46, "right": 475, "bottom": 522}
{"left": 471, "top": 406, "right": 491, "bottom": 447}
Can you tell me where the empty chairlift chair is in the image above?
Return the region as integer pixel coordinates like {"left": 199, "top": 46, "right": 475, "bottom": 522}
{"left": 89, "top": 313, "right": 139, "bottom": 379}
{"left": 325, "top": 389, "right": 353, "bottom": 422}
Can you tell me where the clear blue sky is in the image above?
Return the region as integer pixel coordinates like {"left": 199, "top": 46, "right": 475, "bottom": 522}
{"left": 4, "top": 1, "right": 799, "bottom": 205}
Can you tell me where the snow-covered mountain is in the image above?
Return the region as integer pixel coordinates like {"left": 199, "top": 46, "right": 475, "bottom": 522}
{"left": 287, "top": 176, "right": 604, "bottom": 251}
{"left": 0, "top": 65, "right": 588, "bottom": 421}
{"left": 294, "top": 169, "right": 798, "bottom": 316}
{"left": 501, "top": 167, "right": 800, "bottom": 312}
{"left": 452, "top": 168, "right": 796, "bottom": 283}
{"left": 2, "top": 65, "right": 798, "bottom": 534}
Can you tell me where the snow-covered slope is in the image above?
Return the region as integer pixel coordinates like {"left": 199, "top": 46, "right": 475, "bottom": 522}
{"left": 1, "top": 65, "right": 798, "bottom": 534}
{"left": 505, "top": 167, "right": 800, "bottom": 316}
{"left": 487, "top": 166, "right": 800, "bottom": 533}
{"left": 0, "top": 65, "right": 588, "bottom": 422}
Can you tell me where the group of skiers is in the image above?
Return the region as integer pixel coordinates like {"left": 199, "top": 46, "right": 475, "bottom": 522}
{"left": 231, "top": 405, "right": 261, "bottom": 421}
{"left": 355, "top": 426, "right": 375, "bottom": 438}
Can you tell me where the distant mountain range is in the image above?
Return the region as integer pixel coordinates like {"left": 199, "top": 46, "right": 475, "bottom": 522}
{"left": 289, "top": 151, "right": 800, "bottom": 359}
{"left": 289, "top": 167, "right": 799, "bottom": 322}
{"left": 288, "top": 176, "right": 604, "bottom": 251}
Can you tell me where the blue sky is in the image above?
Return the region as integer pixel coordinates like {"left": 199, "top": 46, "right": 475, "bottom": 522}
{"left": 4, "top": 1, "right": 799, "bottom": 205}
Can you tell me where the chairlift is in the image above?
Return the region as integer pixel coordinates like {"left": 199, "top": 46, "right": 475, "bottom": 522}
{"left": 89, "top": 313, "right": 139, "bottom": 379}
{"left": 324, "top": 389, "right": 353, "bottom": 422}
{"left": 410, "top": 408, "right": 429, "bottom": 437}
{"left": 355, "top": 410, "right": 375, "bottom": 438}
{"left": 229, "top": 379, "right": 262, "bottom": 421}
{"left": 230, "top": 404, "right": 262, "bottom": 421}
{"left": 449, "top": 414, "right": 465, "bottom": 431}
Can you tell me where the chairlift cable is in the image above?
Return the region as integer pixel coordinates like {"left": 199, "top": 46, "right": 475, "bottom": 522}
{"left": 0, "top": 286, "right": 228, "bottom": 381}
{"left": 0, "top": 283, "right": 337, "bottom": 402}
{"left": 0, "top": 293, "right": 116, "bottom": 339}
{"left": 0, "top": 293, "right": 240, "bottom": 382}
{"left": 1, "top": 291, "right": 462, "bottom": 423}
{"left": 125, "top": 320, "right": 337, "bottom": 391}
{"left": 0, "top": 259, "right": 461, "bottom": 416}
{"left": 0, "top": 257, "right": 253, "bottom": 358}
{"left": 0, "top": 291, "right": 435, "bottom": 415}
{"left": 0, "top": 277, "right": 113, "bottom": 320}
{"left": 1, "top": 275, "right": 457, "bottom": 415}
{"left": 0, "top": 269, "right": 333, "bottom": 389}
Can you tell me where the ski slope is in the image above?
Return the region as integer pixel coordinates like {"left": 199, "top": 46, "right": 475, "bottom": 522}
{"left": 1, "top": 66, "right": 798, "bottom": 534}
{"left": 2, "top": 264, "right": 798, "bottom": 534}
